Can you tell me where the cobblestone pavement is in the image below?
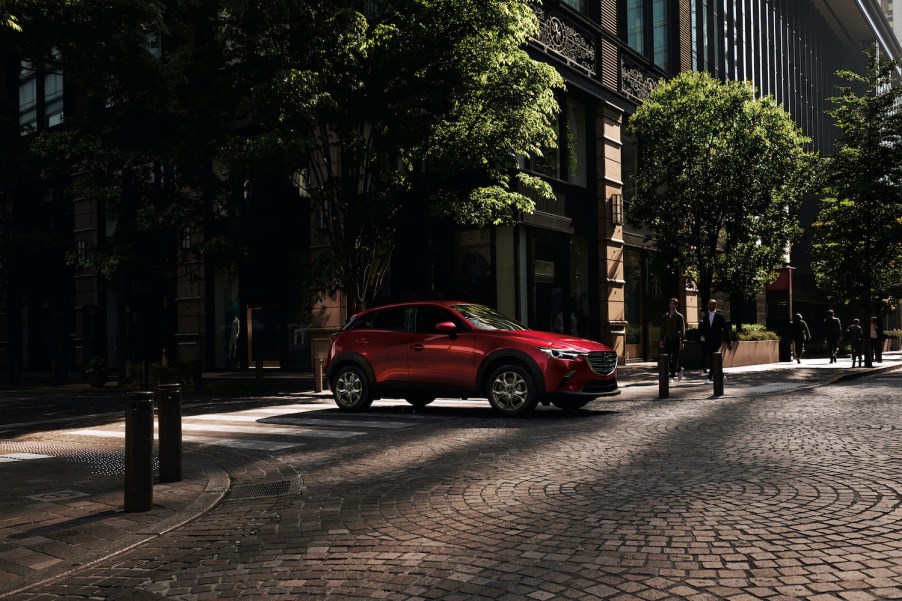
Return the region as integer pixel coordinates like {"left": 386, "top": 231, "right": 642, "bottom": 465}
{"left": 4, "top": 369, "right": 900, "bottom": 600}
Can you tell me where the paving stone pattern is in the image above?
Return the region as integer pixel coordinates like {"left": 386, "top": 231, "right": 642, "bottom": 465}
{"left": 5, "top": 375, "right": 902, "bottom": 600}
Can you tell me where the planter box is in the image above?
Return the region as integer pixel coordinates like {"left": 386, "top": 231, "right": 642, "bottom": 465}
{"left": 678, "top": 340, "right": 779, "bottom": 369}
{"left": 885, "top": 338, "right": 901, "bottom": 353}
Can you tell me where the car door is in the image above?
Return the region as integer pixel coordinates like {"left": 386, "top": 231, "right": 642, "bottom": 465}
{"left": 351, "top": 306, "right": 416, "bottom": 384}
{"left": 407, "top": 305, "right": 476, "bottom": 389}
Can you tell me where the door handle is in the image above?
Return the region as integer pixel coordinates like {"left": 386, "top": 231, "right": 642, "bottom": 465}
{"left": 410, "top": 344, "right": 424, "bottom": 351}
{"left": 356, "top": 338, "right": 370, "bottom": 346}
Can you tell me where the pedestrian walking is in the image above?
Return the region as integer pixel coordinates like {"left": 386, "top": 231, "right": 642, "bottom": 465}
{"left": 659, "top": 298, "right": 685, "bottom": 381}
{"left": 846, "top": 318, "right": 863, "bottom": 367}
{"left": 698, "top": 299, "right": 731, "bottom": 383}
{"left": 868, "top": 316, "right": 885, "bottom": 364}
{"left": 790, "top": 313, "right": 810, "bottom": 364}
{"left": 823, "top": 309, "right": 842, "bottom": 364}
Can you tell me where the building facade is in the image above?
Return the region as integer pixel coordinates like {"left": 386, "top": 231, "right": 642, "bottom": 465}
{"left": 1, "top": 0, "right": 900, "bottom": 379}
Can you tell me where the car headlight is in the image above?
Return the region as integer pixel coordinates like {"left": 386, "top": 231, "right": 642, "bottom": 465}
{"left": 539, "top": 348, "right": 581, "bottom": 360}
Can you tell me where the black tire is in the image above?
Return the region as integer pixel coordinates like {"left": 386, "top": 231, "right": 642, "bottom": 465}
{"left": 486, "top": 364, "right": 539, "bottom": 416}
{"left": 331, "top": 365, "right": 373, "bottom": 412}
{"left": 551, "top": 398, "right": 592, "bottom": 411}
{"left": 404, "top": 394, "right": 436, "bottom": 408}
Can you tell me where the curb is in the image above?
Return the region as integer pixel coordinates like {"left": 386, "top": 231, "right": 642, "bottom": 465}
{"left": 0, "top": 457, "right": 230, "bottom": 600}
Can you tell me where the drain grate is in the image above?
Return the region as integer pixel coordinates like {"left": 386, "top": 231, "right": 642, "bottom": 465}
{"left": 226, "top": 480, "right": 291, "bottom": 501}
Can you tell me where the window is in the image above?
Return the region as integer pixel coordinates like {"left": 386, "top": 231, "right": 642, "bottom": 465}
{"left": 565, "top": 100, "right": 586, "bottom": 187}
{"left": 44, "top": 73, "right": 64, "bottom": 127}
{"left": 626, "top": 0, "right": 645, "bottom": 54}
{"left": 561, "top": 0, "right": 587, "bottom": 14}
{"left": 623, "top": 0, "right": 672, "bottom": 70}
{"left": 370, "top": 307, "right": 411, "bottom": 331}
{"left": 414, "top": 306, "right": 464, "bottom": 333}
{"left": 18, "top": 62, "right": 37, "bottom": 133}
{"left": 18, "top": 52, "right": 64, "bottom": 135}
{"left": 652, "top": 0, "right": 669, "bottom": 68}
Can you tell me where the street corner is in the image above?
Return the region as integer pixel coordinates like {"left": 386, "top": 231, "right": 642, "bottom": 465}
{"left": 0, "top": 444, "right": 225, "bottom": 597}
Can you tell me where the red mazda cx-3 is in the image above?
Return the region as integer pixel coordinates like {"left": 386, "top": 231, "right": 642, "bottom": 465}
{"left": 325, "top": 300, "right": 618, "bottom": 416}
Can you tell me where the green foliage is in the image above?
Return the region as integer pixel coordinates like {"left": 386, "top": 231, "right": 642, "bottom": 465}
{"left": 685, "top": 323, "right": 778, "bottom": 342}
{"left": 627, "top": 71, "right": 819, "bottom": 304}
{"left": 84, "top": 356, "right": 107, "bottom": 373}
{"left": 812, "top": 49, "right": 902, "bottom": 310}
{"left": 219, "top": 0, "right": 563, "bottom": 313}
{"left": 885, "top": 330, "right": 902, "bottom": 340}
{"left": 735, "top": 324, "right": 779, "bottom": 341}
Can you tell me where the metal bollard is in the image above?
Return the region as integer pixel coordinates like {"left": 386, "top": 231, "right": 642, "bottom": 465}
{"left": 156, "top": 383, "right": 182, "bottom": 483}
{"left": 313, "top": 357, "right": 323, "bottom": 393}
{"left": 712, "top": 352, "right": 724, "bottom": 396}
{"left": 658, "top": 353, "right": 669, "bottom": 399}
{"left": 124, "top": 391, "right": 154, "bottom": 512}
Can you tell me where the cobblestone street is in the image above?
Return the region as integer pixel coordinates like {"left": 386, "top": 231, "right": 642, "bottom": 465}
{"left": 6, "top": 372, "right": 902, "bottom": 600}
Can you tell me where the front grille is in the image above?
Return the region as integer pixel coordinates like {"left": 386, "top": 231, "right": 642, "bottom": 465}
{"left": 586, "top": 351, "right": 617, "bottom": 376}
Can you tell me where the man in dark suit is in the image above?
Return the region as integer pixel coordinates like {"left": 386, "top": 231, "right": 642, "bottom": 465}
{"left": 698, "top": 299, "right": 731, "bottom": 383}
{"left": 823, "top": 309, "right": 842, "bottom": 364}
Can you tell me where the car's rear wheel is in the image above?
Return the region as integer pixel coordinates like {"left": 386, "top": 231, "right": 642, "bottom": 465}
{"left": 486, "top": 365, "right": 538, "bottom": 416}
{"left": 551, "top": 398, "right": 592, "bottom": 411}
{"left": 332, "top": 365, "right": 373, "bottom": 412}
{"left": 404, "top": 394, "right": 435, "bottom": 408}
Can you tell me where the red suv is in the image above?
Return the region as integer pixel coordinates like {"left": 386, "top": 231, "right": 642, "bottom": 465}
{"left": 325, "top": 301, "right": 618, "bottom": 416}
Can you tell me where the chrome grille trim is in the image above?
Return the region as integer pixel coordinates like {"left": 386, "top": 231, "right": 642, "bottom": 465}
{"left": 587, "top": 351, "right": 617, "bottom": 376}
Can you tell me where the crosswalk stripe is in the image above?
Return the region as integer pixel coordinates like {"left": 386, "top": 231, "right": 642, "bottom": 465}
{"left": 182, "top": 436, "right": 303, "bottom": 450}
{"left": 72, "top": 424, "right": 364, "bottom": 439}
{"left": 0, "top": 452, "right": 55, "bottom": 462}
{"left": 255, "top": 416, "right": 412, "bottom": 429}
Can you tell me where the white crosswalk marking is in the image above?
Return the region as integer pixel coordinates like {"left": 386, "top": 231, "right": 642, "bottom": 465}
{"left": 0, "top": 452, "right": 55, "bottom": 462}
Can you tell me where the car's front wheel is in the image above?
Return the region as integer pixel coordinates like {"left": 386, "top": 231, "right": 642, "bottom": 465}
{"left": 332, "top": 365, "right": 373, "bottom": 412}
{"left": 486, "top": 365, "right": 538, "bottom": 416}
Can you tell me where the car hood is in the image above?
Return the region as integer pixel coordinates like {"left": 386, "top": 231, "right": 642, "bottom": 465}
{"left": 497, "top": 330, "right": 613, "bottom": 353}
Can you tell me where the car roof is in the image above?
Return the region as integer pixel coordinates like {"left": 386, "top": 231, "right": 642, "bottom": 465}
{"left": 357, "top": 300, "right": 472, "bottom": 314}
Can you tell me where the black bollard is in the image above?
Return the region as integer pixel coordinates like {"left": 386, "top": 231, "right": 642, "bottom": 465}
{"left": 712, "top": 352, "right": 724, "bottom": 396}
{"left": 314, "top": 357, "right": 323, "bottom": 393}
{"left": 124, "top": 391, "right": 154, "bottom": 512}
{"left": 156, "top": 383, "right": 182, "bottom": 483}
{"left": 658, "top": 353, "right": 669, "bottom": 399}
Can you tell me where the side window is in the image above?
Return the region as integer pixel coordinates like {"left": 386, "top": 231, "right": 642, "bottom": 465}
{"left": 414, "top": 306, "right": 463, "bottom": 334}
{"left": 370, "top": 307, "right": 410, "bottom": 331}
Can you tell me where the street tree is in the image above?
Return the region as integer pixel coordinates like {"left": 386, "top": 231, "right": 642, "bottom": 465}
{"left": 811, "top": 49, "right": 902, "bottom": 320}
{"left": 219, "top": 0, "right": 563, "bottom": 315}
{"left": 627, "top": 71, "right": 818, "bottom": 317}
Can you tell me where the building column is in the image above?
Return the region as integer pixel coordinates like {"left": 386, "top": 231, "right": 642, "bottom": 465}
{"left": 596, "top": 101, "right": 627, "bottom": 362}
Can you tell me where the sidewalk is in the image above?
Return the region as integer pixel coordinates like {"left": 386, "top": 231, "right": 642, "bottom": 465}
{"left": 615, "top": 352, "right": 901, "bottom": 401}
{"left": 0, "top": 354, "right": 899, "bottom": 598}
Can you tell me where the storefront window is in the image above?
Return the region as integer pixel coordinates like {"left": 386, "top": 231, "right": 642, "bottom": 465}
{"left": 452, "top": 229, "right": 493, "bottom": 304}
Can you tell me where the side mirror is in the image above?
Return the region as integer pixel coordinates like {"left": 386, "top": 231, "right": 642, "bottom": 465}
{"left": 435, "top": 321, "right": 458, "bottom": 336}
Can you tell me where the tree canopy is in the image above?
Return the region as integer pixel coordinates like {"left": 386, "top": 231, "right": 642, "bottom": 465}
{"left": 626, "top": 71, "right": 818, "bottom": 306}
{"left": 219, "top": 0, "right": 564, "bottom": 313}
{"left": 811, "top": 49, "right": 902, "bottom": 315}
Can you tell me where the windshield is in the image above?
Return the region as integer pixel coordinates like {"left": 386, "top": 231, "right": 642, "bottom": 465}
{"left": 452, "top": 304, "right": 527, "bottom": 331}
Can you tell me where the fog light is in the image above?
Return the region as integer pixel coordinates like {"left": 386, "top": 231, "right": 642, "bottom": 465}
{"left": 558, "top": 370, "right": 576, "bottom": 388}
